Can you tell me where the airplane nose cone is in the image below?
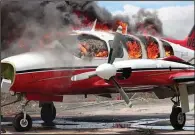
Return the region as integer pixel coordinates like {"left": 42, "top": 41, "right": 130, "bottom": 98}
{"left": 96, "top": 63, "right": 117, "bottom": 80}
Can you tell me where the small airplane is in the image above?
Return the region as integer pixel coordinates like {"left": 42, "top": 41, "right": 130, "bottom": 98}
{"left": 1, "top": 20, "right": 195, "bottom": 132}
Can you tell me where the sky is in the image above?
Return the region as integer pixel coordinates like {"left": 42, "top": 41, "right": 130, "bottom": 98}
{"left": 97, "top": 1, "right": 194, "bottom": 39}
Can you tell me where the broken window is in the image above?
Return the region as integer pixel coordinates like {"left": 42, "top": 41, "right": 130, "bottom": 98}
{"left": 77, "top": 34, "right": 108, "bottom": 58}
{"left": 161, "top": 40, "right": 174, "bottom": 57}
{"left": 137, "top": 35, "right": 160, "bottom": 59}
{"left": 125, "top": 36, "right": 142, "bottom": 59}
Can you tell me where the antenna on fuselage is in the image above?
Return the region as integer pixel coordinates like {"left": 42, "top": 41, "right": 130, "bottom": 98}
{"left": 91, "top": 19, "right": 97, "bottom": 31}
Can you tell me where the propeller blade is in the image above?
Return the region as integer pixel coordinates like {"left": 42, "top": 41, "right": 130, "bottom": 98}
{"left": 110, "top": 77, "right": 132, "bottom": 108}
{"left": 71, "top": 71, "right": 97, "bottom": 81}
{"left": 109, "top": 33, "right": 123, "bottom": 64}
{"left": 108, "top": 48, "right": 113, "bottom": 64}
{"left": 109, "top": 26, "right": 127, "bottom": 64}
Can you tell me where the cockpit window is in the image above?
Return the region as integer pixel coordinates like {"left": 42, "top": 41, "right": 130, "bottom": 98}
{"left": 124, "top": 36, "right": 142, "bottom": 59}
{"left": 161, "top": 40, "right": 174, "bottom": 57}
{"left": 137, "top": 35, "right": 160, "bottom": 59}
{"left": 108, "top": 40, "right": 124, "bottom": 58}
{"left": 76, "top": 34, "right": 108, "bottom": 58}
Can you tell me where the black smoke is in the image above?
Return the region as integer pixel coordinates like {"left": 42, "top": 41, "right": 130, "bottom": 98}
{"left": 1, "top": 0, "right": 164, "bottom": 56}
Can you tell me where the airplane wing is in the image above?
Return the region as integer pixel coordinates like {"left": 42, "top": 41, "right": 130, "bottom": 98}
{"left": 171, "top": 72, "right": 195, "bottom": 84}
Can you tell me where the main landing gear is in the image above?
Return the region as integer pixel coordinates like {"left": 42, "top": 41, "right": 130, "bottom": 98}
{"left": 40, "top": 102, "right": 56, "bottom": 124}
{"left": 169, "top": 85, "right": 188, "bottom": 130}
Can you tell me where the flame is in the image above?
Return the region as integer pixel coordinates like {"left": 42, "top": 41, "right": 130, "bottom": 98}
{"left": 164, "top": 46, "right": 173, "bottom": 57}
{"left": 79, "top": 43, "right": 108, "bottom": 57}
{"left": 95, "top": 23, "right": 110, "bottom": 32}
{"left": 165, "top": 51, "right": 171, "bottom": 57}
{"left": 116, "top": 20, "right": 127, "bottom": 34}
{"left": 73, "top": 11, "right": 128, "bottom": 33}
{"left": 95, "top": 51, "right": 108, "bottom": 57}
{"left": 79, "top": 43, "right": 88, "bottom": 55}
{"left": 147, "top": 41, "right": 159, "bottom": 59}
{"left": 126, "top": 41, "right": 142, "bottom": 59}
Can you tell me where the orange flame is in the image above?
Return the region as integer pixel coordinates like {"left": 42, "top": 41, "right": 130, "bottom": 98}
{"left": 95, "top": 51, "right": 108, "bottom": 57}
{"left": 126, "top": 41, "right": 142, "bottom": 59}
{"left": 95, "top": 23, "right": 110, "bottom": 32}
{"left": 116, "top": 20, "right": 127, "bottom": 34}
{"left": 147, "top": 41, "right": 159, "bottom": 59}
{"left": 79, "top": 43, "right": 108, "bottom": 57}
{"left": 164, "top": 46, "right": 173, "bottom": 57}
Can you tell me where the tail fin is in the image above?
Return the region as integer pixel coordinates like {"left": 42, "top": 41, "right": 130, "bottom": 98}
{"left": 186, "top": 25, "right": 195, "bottom": 49}
{"left": 165, "top": 25, "right": 194, "bottom": 50}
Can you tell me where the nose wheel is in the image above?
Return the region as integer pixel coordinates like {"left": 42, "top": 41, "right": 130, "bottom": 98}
{"left": 13, "top": 112, "right": 32, "bottom": 132}
{"left": 13, "top": 100, "right": 32, "bottom": 132}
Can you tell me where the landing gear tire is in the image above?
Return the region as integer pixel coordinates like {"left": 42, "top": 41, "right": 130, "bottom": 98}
{"left": 170, "top": 107, "right": 186, "bottom": 130}
{"left": 13, "top": 112, "right": 32, "bottom": 132}
{"left": 41, "top": 103, "right": 56, "bottom": 124}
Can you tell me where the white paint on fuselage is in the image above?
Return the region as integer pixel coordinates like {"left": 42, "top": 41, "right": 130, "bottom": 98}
{"left": 161, "top": 39, "right": 194, "bottom": 64}
{"left": 1, "top": 30, "right": 194, "bottom": 72}
{"left": 172, "top": 44, "right": 194, "bottom": 64}
{"left": 1, "top": 49, "right": 77, "bottom": 71}
{"left": 113, "top": 59, "right": 194, "bottom": 70}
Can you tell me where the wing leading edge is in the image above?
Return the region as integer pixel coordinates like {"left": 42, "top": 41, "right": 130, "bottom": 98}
{"left": 171, "top": 72, "right": 195, "bottom": 83}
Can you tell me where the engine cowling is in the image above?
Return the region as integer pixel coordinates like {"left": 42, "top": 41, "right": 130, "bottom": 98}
{"left": 96, "top": 63, "right": 117, "bottom": 80}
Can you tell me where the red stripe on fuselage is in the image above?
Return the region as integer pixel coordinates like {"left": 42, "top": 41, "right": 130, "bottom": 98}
{"left": 10, "top": 68, "right": 194, "bottom": 95}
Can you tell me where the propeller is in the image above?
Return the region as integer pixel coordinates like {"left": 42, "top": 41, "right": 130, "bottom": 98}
{"left": 71, "top": 26, "right": 132, "bottom": 107}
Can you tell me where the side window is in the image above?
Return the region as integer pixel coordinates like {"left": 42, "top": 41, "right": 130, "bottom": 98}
{"left": 161, "top": 40, "right": 174, "bottom": 57}
{"left": 77, "top": 34, "right": 108, "bottom": 58}
{"left": 125, "top": 37, "right": 142, "bottom": 59}
{"left": 137, "top": 35, "right": 160, "bottom": 59}
{"left": 108, "top": 40, "right": 124, "bottom": 58}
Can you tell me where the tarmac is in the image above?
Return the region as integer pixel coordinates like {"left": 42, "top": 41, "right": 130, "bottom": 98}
{"left": 1, "top": 94, "right": 195, "bottom": 134}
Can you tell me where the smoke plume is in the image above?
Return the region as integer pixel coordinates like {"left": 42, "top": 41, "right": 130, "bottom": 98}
{"left": 1, "top": 0, "right": 164, "bottom": 58}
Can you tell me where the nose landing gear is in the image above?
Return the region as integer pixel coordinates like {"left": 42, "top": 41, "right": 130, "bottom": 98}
{"left": 13, "top": 100, "right": 32, "bottom": 132}
{"left": 13, "top": 112, "right": 32, "bottom": 132}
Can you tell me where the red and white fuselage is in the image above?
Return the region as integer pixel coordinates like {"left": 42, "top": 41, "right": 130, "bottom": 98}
{"left": 1, "top": 29, "right": 194, "bottom": 102}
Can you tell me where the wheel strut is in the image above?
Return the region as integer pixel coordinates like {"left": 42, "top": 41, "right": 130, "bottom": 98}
{"left": 170, "top": 84, "right": 186, "bottom": 130}
{"left": 21, "top": 100, "right": 30, "bottom": 121}
{"left": 170, "top": 85, "right": 180, "bottom": 107}
{"left": 171, "top": 95, "right": 180, "bottom": 107}
{"left": 12, "top": 96, "right": 32, "bottom": 132}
